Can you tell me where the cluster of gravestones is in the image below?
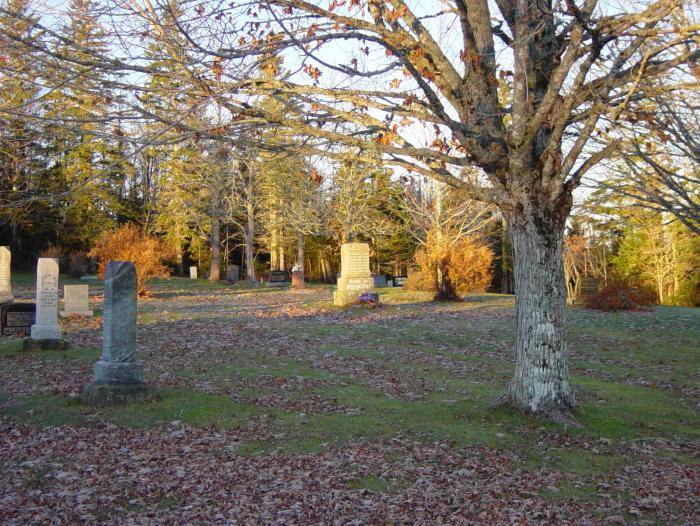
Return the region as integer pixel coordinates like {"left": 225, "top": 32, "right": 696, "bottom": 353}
{"left": 0, "top": 243, "right": 382, "bottom": 407}
{"left": 188, "top": 264, "right": 241, "bottom": 282}
{"left": 0, "top": 248, "right": 150, "bottom": 406}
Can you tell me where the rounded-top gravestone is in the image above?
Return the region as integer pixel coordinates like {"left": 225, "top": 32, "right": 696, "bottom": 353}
{"left": 23, "top": 258, "right": 68, "bottom": 350}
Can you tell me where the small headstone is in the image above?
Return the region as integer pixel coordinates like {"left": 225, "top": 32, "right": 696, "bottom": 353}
{"left": 226, "top": 264, "right": 240, "bottom": 283}
{"left": 30, "top": 258, "right": 62, "bottom": 341}
{"left": 394, "top": 276, "right": 407, "bottom": 287}
{"left": 83, "top": 261, "right": 152, "bottom": 406}
{"left": 61, "top": 284, "right": 93, "bottom": 317}
{"left": 1, "top": 303, "right": 35, "bottom": 336}
{"left": 189, "top": 266, "right": 198, "bottom": 279}
{"left": 373, "top": 274, "right": 388, "bottom": 287}
{"left": 577, "top": 276, "right": 599, "bottom": 304}
{"left": 269, "top": 270, "right": 287, "bottom": 286}
{"left": 333, "top": 243, "right": 376, "bottom": 306}
{"left": 0, "top": 247, "right": 12, "bottom": 304}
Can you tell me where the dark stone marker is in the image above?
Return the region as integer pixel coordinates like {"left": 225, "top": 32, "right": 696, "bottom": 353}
{"left": 269, "top": 270, "right": 287, "bottom": 285}
{"left": 226, "top": 264, "right": 240, "bottom": 283}
{"left": 83, "top": 261, "right": 153, "bottom": 406}
{"left": 373, "top": 274, "right": 388, "bottom": 287}
{"left": 1, "top": 303, "right": 35, "bottom": 337}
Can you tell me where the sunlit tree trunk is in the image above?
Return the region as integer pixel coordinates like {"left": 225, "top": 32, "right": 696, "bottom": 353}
{"left": 296, "top": 230, "right": 304, "bottom": 269}
{"left": 209, "top": 215, "right": 220, "bottom": 281}
{"left": 505, "top": 199, "right": 575, "bottom": 415}
{"left": 245, "top": 196, "right": 256, "bottom": 284}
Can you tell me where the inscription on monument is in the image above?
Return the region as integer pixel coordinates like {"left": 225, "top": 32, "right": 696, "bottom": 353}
{"left": 62, "top": 284, "right": 93, "bottom": 317}
{"left": 30, "top": 258, "right": 62, "bottom": 341}
{"left": 0, "top": 246, "right": 11, "bottom": 303}
{"left": 334, "top": 243, "right": 376, "bottom": 306}
{"left": 1, "top": 303, "right": 35, "bottom": 336}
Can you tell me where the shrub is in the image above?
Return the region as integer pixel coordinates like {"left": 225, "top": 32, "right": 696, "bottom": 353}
{"left": 89, "top": 224, "right": 173, "bottom": 296}
{"left": 39, "top": 245, "right": 63, "bottom": 261}
{"left": 66, "top": 251, "right": 90, "bottom": 278}
{"left": 585, "top": 278, "right": 657, "bottom": 311}
{"left": 405, "top": 235, "right": 494, "bottom": 300}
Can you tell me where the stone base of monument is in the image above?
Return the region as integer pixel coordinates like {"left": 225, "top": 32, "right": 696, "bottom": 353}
{"left": 22, "top": 338, "right": 70, "bottom": 351}
{"left": 291, "top": 270, "right": 305, "bottom": 287}
{"left": 333, "top": 289, "right": 378, "bottom": 306}
{"left": 60, "top": 310, "right": 93, "bottom": 317}
{"left": 333, "top": 275, "right": 375, "bottom": 306}
{"left": 82, "top": 382, "right": 155, "bottom": 407}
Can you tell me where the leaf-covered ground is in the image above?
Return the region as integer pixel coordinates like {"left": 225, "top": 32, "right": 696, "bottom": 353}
{"left": 1, "top": 276, "right": 698, "bottom": 525}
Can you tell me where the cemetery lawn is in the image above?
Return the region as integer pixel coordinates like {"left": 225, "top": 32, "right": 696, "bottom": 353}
{"left": 1, "top": 276, "right": 698, "bottom": 524}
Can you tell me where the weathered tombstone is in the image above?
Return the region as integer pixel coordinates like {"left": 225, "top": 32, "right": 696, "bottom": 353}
{"left": 373, "top": 274, "right": 388, "bottom": 287}
{"left": 226, "top": 264, "right": 240, "bottom": 283}
{"left": 1, "top": 303, "right": 35, "bottom": 336}
{"left": 23, "top": 258, "right": 68, "bottom": 350}
{"left": 0, "top": 247, "right": 12, "bottom": 304}
{"left": 577, "top": 276, "right": 599, "bottom": 304}
{"left": 333, "top": 243, "right": 377, "bottom": 306}
{"left": 189, "top": 266, "right": 198, "bottom": 279}
{"left": 82, "top": 261, "right": 152, "bottom": 406}
{"left": 291, "top": 263, "right": 304, "bottom": 287}
{"left": 394, "top": 276, "right": 407, "bottom": 287}
{"left": 61, "top": 284, "right": 93, "bottom": 317}
{"left": 269, "top": 270, "right": 287, "bottom": 286}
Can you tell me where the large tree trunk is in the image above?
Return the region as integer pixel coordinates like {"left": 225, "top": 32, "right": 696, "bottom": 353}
{"left": 505, "top": 204, "right": 576, "bottom": 415}
{"left": 209, "top": 216, "right": 221, "bottom": 281}
{"left": 434, "top": 258, "right": 459, "bottom": 301}
{"left": 175, "top": 242, "right": 184, "bottom": 276}
{"left": 245, "top": 210, "right": 255, "bottom": 285}
{"left": 296, "top": 230, "right": 304, "bottom": 269}
{"left": 500, "top": 216, "right": 512, "bottom": 294}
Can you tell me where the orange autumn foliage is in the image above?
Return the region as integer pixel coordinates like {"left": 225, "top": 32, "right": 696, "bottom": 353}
{"left": 89, "top": 224, "right": 173, "bottom": 296}
{"left": 406, "top": 235, "right": 494, "bottom": 299}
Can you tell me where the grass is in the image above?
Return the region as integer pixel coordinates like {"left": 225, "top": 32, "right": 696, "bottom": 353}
{"left": 2, "top": 389, "right": 260, "bottom": 429}
{"left": 2, "top": 276, "right": 698, "bottom": 481}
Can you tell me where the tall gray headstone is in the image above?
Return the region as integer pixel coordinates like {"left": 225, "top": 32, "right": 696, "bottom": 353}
{"left": 190, "top": 266, "right": 198, "bottom": 279}
{"left": 30, "top": 258, "right": 62, "bottom": 340}
{"left": 0, "top": 247, "right": 12, "bottom": 303}
{"left": 83, "top": 261, "right": 151, "bottom": 406}
{"left": 95, "top": 261, "right": 141, "bottom": 383}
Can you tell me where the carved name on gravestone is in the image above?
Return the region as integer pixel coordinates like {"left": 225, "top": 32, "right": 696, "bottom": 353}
{"left": 61, "top": 285, "right": 93, "bottom": 317}
{"left": 83, "top": 261, "right": 152, "bottom": 405}
{"left": 189, "top": 266, "right": 198, "bottom": 279}
{"left": 333, "top": 243, "right": 376, "bottom": 306}
{"left": 30, "top": 258, "right": 62, "bottom": 341}
{"left": 1, "top": 303, "right": 35, "bottom": 336}
{"left": 0, "top": 247, "right": 12, "bottom": 304}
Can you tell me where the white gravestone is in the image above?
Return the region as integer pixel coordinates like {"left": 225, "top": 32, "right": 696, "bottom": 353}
{"left": 190, "top": 266, "right": 198, "bottom": 279}
{"left": 0, "top": 247, "right": 12, "bottom": 303}
{"left": 333, "top": 243, "right": 375, "bottom": 306}
{"left": 30, "top": 258, "right": 62, "bottom": 340}
{"left": 61, "top": 284, "right": 93, "bottom": 317}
